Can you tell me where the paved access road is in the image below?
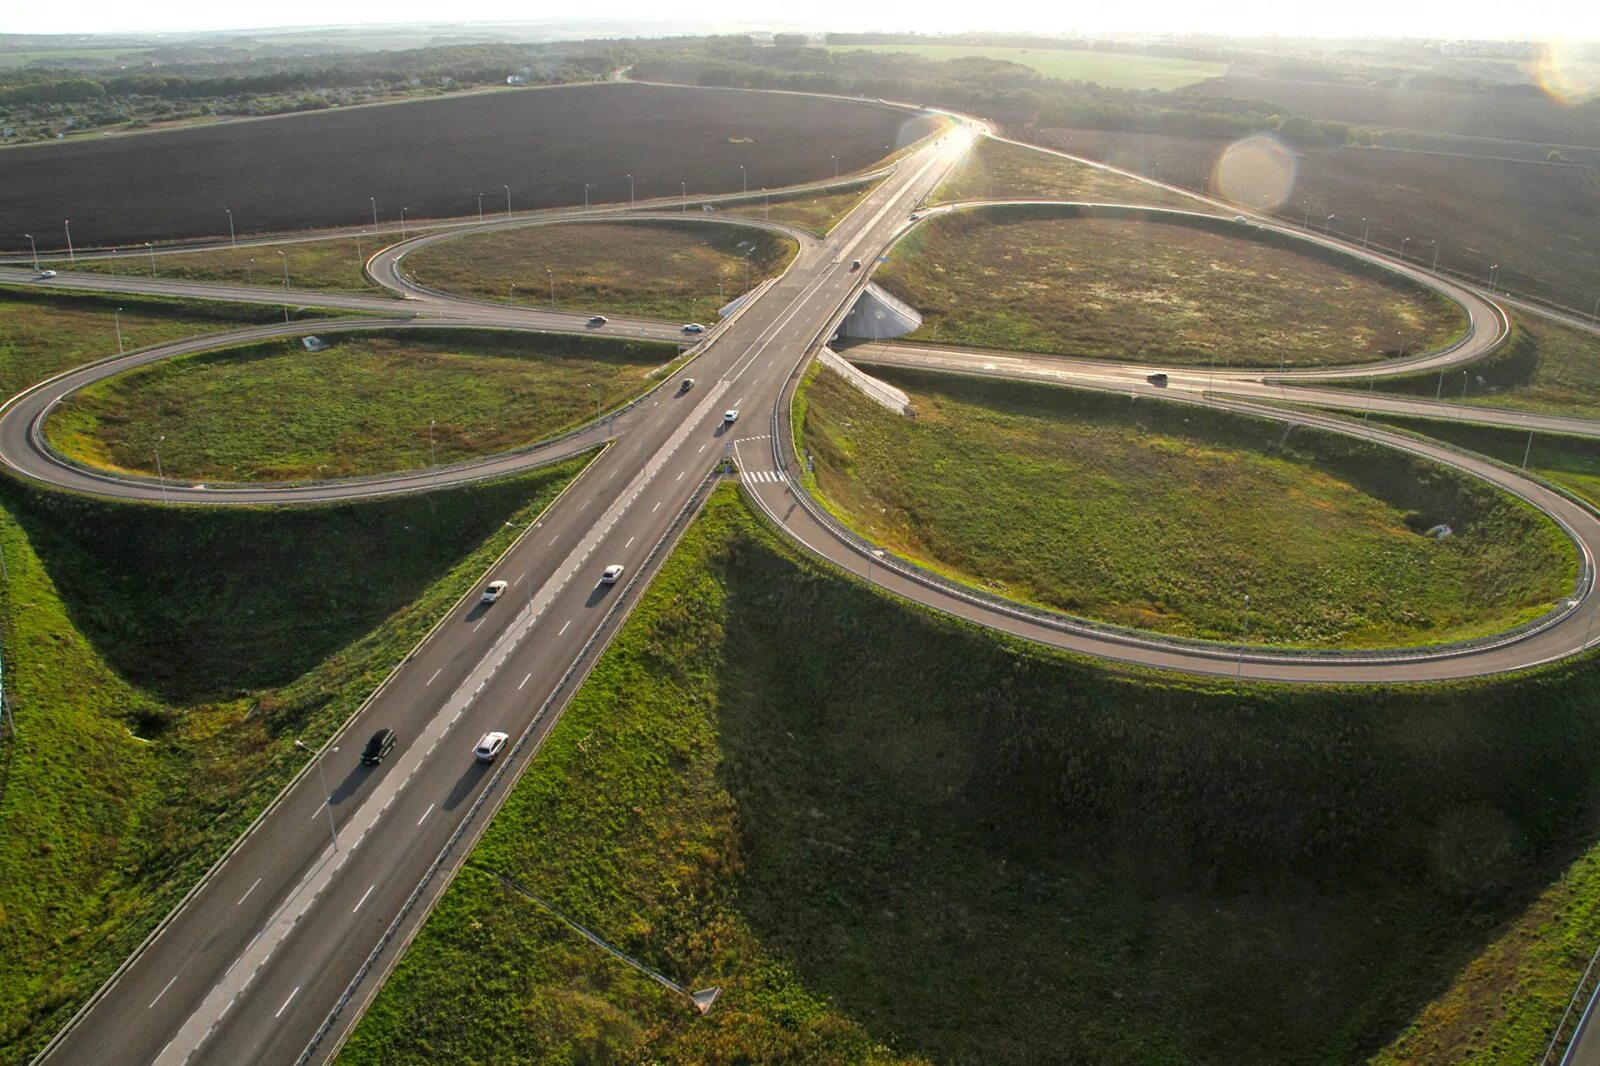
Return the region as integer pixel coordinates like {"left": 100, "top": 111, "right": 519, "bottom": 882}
{"left": 26, "top": 119, "right": 980, "bottom": 1066}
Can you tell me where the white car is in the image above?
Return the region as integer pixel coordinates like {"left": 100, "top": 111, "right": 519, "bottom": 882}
{"left": 474, "top": 731, "right": 508, "bottom": 762}
{"left": 36, "top": 269, "right": 56, "bottom": 279}
{"left": 600, "top": 564, "right": 624, "bottom": 585}
{"left": 723, "top": 409, "right": 739, "bottom": 424}
{"left": 588, "top": 315, "right": 608, "bottom": 326}
{"left": 480, "top": 580, "right": 508, "bottom": 603}
{"left": 681, "top": 323, "right": 705, "bottom": 334}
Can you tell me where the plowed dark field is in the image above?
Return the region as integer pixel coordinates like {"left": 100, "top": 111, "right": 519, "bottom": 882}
{"left": 0, "top": 83, "right": 933, "bottom": 251}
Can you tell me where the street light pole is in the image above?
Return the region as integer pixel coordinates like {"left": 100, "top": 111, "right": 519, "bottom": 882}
{"left": 429, "top": 419, "right": 436, "bottom": 473}
{"left": 294, "top": 739, "right": 339, "bottom": 852}
{"left": 504, "top": 184, "right": 511, "bottom": 217}
{"left": 1325, "top": 213, "right": 1336, "bottom": 234}
{"left": 477, "top": 192, "right": 484, "bottom": 223}
{"left": 24, "top": 234, "right": 37, "bottom": 269}
{"left": 370, "top": 196, "right": 378, "bottom": 230}
{"left": 1236, "top": 594, "right": 1250, "bottom": 677}
{"left": 583, "top": 182, "right": 591, "bottom": 209}
{"left": 114, "top": 307, "right": 123, "bottom": 354}
{"left": 627, "top": 173, "right": 634, "bottom": 208}
{"left": 1401, "top": 236, "right": 1410, "bottom": 262}
{"left": 681, "top": 182, "right": 686, "bottom": 213}
{"left": 1592, "top": 294, "right": 1599, "bottom": 326}
{"left": 740, "top": 164, "right": 747, "bottom": 195}
{"left": 154, "top": 435, "right": 168, "bottom": 504}
{"left": 145, "top": 242, "right": 155, "bottom": 278}
{"left": 278, "top": 250, "right": 288, "bottom": 289}
{"left": 1488, "top": 263, "right": 1499, "bottom": 293}
{"left": 1429, "top": 240, "right": 1440, "bottom": 271}
{"left": 547, "top": 269, "right": 554, "bottom": 309}
{"left": 832, "top": 154, "right": 838, "bottom": 178}
{"left": 225, "top": 208, "right": 236, "bottom": 248}
{"left": 400, "top": 207, "right": 409, "bottom": 238}
{"left": 63, "top": 219, "right": 75, "bottom": 263}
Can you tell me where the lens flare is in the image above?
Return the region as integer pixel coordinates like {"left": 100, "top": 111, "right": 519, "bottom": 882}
{"left": 1212, "top": 134, "right": 1297, "bottom": 212}
{"left": 1532, "top": 41, "right": 1600, "bottom": 107}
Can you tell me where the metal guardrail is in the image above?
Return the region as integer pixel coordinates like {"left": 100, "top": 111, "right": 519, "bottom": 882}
{"left": 300, "top": 464, "right": 727, "bottom": 1065}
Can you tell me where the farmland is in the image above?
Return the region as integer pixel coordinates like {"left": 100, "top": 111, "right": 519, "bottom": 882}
{"left": 0, "top": 83, "right": 935, "bottom": 249}
{"left": 338, "top": 484, "right": 1600, "bottom": 1065}
{"left": 929, "top": 134, "right": 1208, "bottom": 209}
{"left": 1192, "top": 73, "right": 1600, "bottom": 150}
{"left": 0, "top": 458, "right": 588, "bottom": 1061}
{"left": 403, "top": 219, "right": 797, "bottom": 322}
{"left": 1022, "top": 126, "right": 1600, "bottom": 316}
{"left": 801, "top": 365, "right": 1573, "bottom": 648}
{"left": 44, "top": 329, "right": 681, "bottom": 482}
{"left": 874, "top": 206, "right": 1465, "bottom": 367}
{"left": 823, "top": 44, "right": 1226, "bottom": 91}
{"left": 50, "top": 234, "right": 389, "bottom": 296}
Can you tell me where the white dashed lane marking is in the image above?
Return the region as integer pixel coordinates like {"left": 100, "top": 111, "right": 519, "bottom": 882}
{"left": 352, "top": 884, "right": 375, "bottom": 913}
{"left": 274, "top": 987, "right": 299, "bottom": 1019}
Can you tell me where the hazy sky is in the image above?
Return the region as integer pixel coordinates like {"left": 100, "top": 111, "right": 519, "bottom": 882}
{"left": 1, "top": 0, "right": 1596, "bottom": 41}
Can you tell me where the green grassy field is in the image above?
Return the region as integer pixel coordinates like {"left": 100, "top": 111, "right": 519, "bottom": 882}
{"left": 48, "top": 234, "right": 391, "bottom": 297}
{"left": 337, "top": 483, "right": 1600, "bottom": 1064}
{"left": 876, "top": 205, "right": 1467, "bottom": 368}
{"left": 823, "top": 44, "right": 1226, "bottom": 90}
{"left": 0, "top": 456, "right": 589, "bottom": 1061}
{"left": 404, "top": 219, "right": 797, "bottom": 323}
{"left": 0, "top": 48, "right": 153, "bottom": 69}
{"left": 720, "top": 176, "right": 881, "bottom": 235}
{"left": 1367, "top": 413, "right": 1600, "bottom": 509}
{"left": 44, "top": 329, "right": 681, "bottom": 483}
{"left": 0, "top": 286, "right": 325, "bottom": 402}
{"left": 800, "top": 366, "right": 1574, "bottom": 648}
{"left": 1352, "top": 312, "right": 1600, "bottom": 420}
{"left": 930, "top": 134, "right": 1208, "bottom": 209}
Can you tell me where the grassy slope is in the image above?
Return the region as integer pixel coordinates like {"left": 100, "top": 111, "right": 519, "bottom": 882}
{"left": 44, "top": 329, "right": 682, "bottom": 482}
{"left": 0, "top": 456, "right": 588, "bottom": 1059}
{"left": 47, "top": 234, "right": 390, "bottom": 296}
{"left": 801, "top": 366, "right": 1574, "bottom": 648}
{"left": 721, "top": 177, "right": 881, "bottom": 235}
{"left": 0, "top": 286, "right": 310, "bottom": 402}
{"left": 404, "top": 219, "right": 797, "bottom": 323}
{"left": 822, "top": 44, "right": 1226, "bottom": 90}
{"left": 1355, "top": 312, "right": 1600, "bottom": 420}
{"left": 1367, "top": 414, "right": 1600, "bottom": 510}
{"left": 876, "top": 206, "right": 1465, "bottom": 368}
{"left": 930, "top": 134, "right": 1207, "bottom": 209}
{"left": 341, "top": 485, "right": 1600, "bottom": 1065}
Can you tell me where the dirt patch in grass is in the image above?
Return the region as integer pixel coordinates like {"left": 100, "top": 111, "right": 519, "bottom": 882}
{"left": 404, "top": 219, "right": 797, "bottom": 323}
{"left": 0, "top": 286, "right": 317, "bottom": 402}
{"left": 873, "top": 205, "right": 1466, "bottom": 368}
{"left": 337, "top": 484, "right": 1600, "bottom": 1065}
{"left": 801, "top": 365, "right": 1574, "bottom": 648}
{"left": 931, "top": 134, "right": 1209, "bottom": 209}
{"left": 0, "top": 457, "right": 588, "bottom": 1061}
{"left": 45, "top": 329, "right": 682, "bottom": 483}
{"left": 50, "top": 234, "right": 389, "bottom": 296}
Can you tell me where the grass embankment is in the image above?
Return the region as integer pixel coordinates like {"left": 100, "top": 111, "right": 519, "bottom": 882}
{"left": 720, "top": 176, "right": 881, "bottom": 235}
{"left": 1353, "top": 312, "right": 1600, "bottom": 420}
{"left": 0, "top": 287, "right": 322, "bottom": 401}
{"left": 44, "top": 329, "right": 680, "bottom": 483}
{"left": 802, "top": 366, "right": 1573, "bottom": 648}
{"left": 405, "top": 219, "right": 797, "bottom": 323}
{"left": 824, "top": 44, "right": 1226, "bottom": 90}
{"left": 0, "top": 456, "right": 589, "bottom": 1061}
{"left": 930, "top": 134, "right": 1206, "bottom": 209}
{"left": 340, "top": 484, "right": 1600, "bottom": 1064}
{"left": 876, "top": 205, "right": 1467, "bottom": 368}
{"left": 1368, "top": 414, "right": 1600, "bottom": 509}
{"left": 47, "top": 234, "right": 390, "bottom": 296}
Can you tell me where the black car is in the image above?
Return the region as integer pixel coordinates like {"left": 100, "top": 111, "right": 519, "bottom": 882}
{"left": 361, "top": 728, "right": 397, "bottom": 765}
{"left": 1146, "top": 372, "right": 1169, "bottom": 386}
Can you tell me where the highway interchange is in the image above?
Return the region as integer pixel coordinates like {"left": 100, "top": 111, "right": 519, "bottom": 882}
{"left": 6, "top": 100, "right": 1600, "bottom": 1063}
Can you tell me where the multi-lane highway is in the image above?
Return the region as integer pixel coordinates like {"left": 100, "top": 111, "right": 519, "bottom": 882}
{"left": 23, "top": 118, "right": 980, "bottom": 1066}
{"left": 10, "top": 102, "right": 1600, "bottom": 1065}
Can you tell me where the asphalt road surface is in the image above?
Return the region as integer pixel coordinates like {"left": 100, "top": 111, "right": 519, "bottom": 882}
{"left": 27, "top": 118, "right": 980, "bottom": 1066}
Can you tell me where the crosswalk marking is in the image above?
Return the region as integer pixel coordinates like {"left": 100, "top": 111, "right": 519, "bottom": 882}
{"left": 740, "top": 470, "right": 785, "bottom": 484}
